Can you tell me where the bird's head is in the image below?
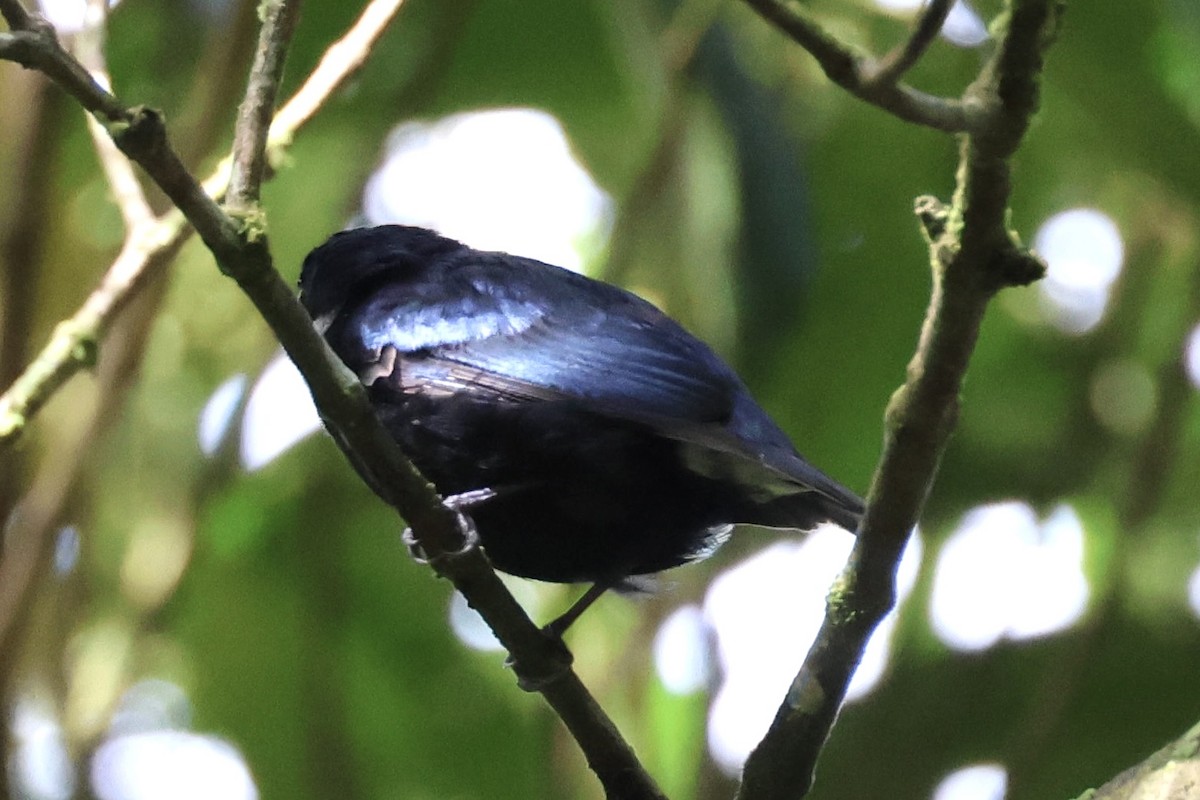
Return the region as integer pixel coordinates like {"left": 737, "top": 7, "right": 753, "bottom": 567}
{"left": 298, "top": 225, "right": 465, "bottom": 325}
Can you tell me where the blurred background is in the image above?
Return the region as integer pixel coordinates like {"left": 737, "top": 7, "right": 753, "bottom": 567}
{"left": 1, "top": 0, "right": 1199, "bottom": 797}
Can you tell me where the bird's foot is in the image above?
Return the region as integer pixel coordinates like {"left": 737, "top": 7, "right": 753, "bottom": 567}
{"left": 400, "top": 527, "right": 431, "bottom": 565}
{"left": 401, "top": 489, "right": 493, "bottom": 566}
{"left": 400, "top": 522, "right": 480, "bottom": 566}
{"left": 443, "top": 487, "right": 498, "bottom": 511}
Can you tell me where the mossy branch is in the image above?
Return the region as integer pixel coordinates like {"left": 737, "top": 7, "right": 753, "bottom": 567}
{"left": 736, "top": 1, "right": 1062, "bottom": 798}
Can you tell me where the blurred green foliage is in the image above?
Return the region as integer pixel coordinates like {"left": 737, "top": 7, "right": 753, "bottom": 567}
{"left": 1, "top": 0, "right": 1199, "bottom": 798}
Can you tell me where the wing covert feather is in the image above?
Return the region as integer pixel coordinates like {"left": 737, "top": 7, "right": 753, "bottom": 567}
{"left": 344, "top": 255, "right": 740, "bottom": 425}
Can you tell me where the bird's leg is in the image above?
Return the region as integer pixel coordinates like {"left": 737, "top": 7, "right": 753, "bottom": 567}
{"left": 509, "top": 584, "right": 613, "bottom": 692}
{"left": 357, "top": 344, "right": 399, "bottom": 385}
{"left": 543, "top": 582, "right": 612, "bottom": 639}
{"left": 401, "top": 488, "right": 498, "bottom": 564}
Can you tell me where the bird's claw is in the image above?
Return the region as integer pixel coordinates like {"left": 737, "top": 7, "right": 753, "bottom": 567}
{"left": 443, "top": 487, "right": 498, "bottom": 511}
{"left": 400, "top": 517, "right": 480, "bottom": 567}
{"left": 401, "top": 490, "right": 491, "bottom": 567}
{"left": 400, "top": 526, "right": 432, "bottom": 565}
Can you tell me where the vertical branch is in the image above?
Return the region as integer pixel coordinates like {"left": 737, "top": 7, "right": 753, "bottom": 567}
{"left": 736, "top": 1, "right": 1063, "bottom": 797}
{"left": 227, "top": 0, "right": 301, "bottom": 208}
{"left": 266, "top": 0, "right": 404, "bottom": 138}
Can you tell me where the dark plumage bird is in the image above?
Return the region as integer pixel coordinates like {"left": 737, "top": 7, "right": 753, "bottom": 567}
{"left": 300, "top": 225, "right": 862, "bottom": 622}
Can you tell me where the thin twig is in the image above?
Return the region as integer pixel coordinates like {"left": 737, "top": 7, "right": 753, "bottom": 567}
{"left": 0, "top": 0, "right": 406, "bottom": 446}
{"left": 76, "top": 0, "right": 152, "bottom": 228}
{"left": 0, "top": 217, "right": 191, "bottom": 446}
{"left": 738, "top": 0, "right": 971, "bottom": 132}
{"left": 84, "top": 114, "right": 153, "bottom": 228}
{"left": 227, "top": 0, "right": 300, "bottom": 208}
{"left": 0, "top": 23, "right": 129, "bottom": 124}
{"left": 0, "top": 247, "right": 176, "bottom": 691}
{"left": 868, "top": 0, "right": 954, "bottom": 85}
{"left": 736, "top": 1, "right": 1062, "bottom": 797}
{"left": 268, "top": 0, "right": 405, "bottom": 139}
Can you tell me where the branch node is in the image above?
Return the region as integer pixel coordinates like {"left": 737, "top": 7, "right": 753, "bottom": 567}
{"left": 107, "top": 105, "right": 165, "bottom": 158}
{"left": 995, "top": 246, "right": 1047, "bottom": 288}
{"left": 229, "top": 206, "right": 269, "bottom": 244}
{"left": 823, "top": 569, "right": 858, "bottom": 625}
{"left": 47, "top": 319, "right": 100, "bottom": 369}
{"left": 22, "top": 10, "right": 57, "bottom": 41}
{"left": 70, "top": 330, "right": 99, "bottom": 369}
{"left": 0, "top": 410, "right": 25, "bottom": 443}
{"left": 914, "top": 194, "right": 949, "bottom": 242}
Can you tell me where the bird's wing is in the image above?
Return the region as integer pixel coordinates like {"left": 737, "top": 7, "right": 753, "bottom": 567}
{"left": 343, "top": 270, "right": 739, "bottom": 426}
{"left": 337, "top": 256, "right": 861, "bottom": 517}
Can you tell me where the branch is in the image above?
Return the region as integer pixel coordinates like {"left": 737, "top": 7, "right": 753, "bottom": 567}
{"left": 869, "top": 0, "right": 954, "bottom": 85}
{"left": 738, "top": 0, "right": 971, "bottom": 131}
{"left": 0, "top": 0, "right": 404, "bottom": 447}
{"left": 1004, "top": 248, "right": 1200, "bottom": 793}
{"left": 0, "top": 0, "right": 35, "bottom": 30}
{"left": 1085, "top": 720, "right": 1200, "bottom": 800}
{"left": 737, "top": 1, "right": 1062, "bottom": 798}
{"left": 227, "top": 0, "right": 300, "bottom": 208}
{"left": 0, "top": 20, "right": 128, "bottom": 124}
{"left": 0, "top": 2, "right": 665, "bottom": 797}
{"left": 267, "top": 0, "right": 404, "bottom": 138}
{"left": 76, "top": 0, "right": 153, "bottom": 229}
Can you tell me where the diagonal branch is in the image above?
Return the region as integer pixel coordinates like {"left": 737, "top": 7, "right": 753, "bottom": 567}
{"left": 0, "top": 0, "right": 35, "bottom": 31}
{"left": 1085, "top": 719, "right": 1200, "bottom": 800}
{"left": 0, "top": 0, "right": 402, "bottom": 684}
{"left": 267, "top": 0, "right": 404, "bottom": 138}
{"left": 0, "top": 0, "right": 404, "bottom": 447}
{"left": 736, "top": 1, "right": 1063, "bottom": 798}
{"left": 0, "top": 19, "right": 128, "bottom": 123}
{"left": 868, "top": 0, "right": 954, "bottom": 85}
{"left": 0, "top": 2, "right": 665, "bottom": 797}
{"left": 739, "top": 0, "right": 972, "bottom": 132}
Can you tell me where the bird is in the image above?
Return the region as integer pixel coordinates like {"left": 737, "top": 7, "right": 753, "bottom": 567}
{"left": 299, "top": 224, "right": 863, "bottom": 631}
